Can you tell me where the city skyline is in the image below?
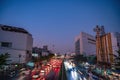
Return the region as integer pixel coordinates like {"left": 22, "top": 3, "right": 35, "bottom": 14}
{"left": 0, "top": 0, "right": 120, "bottom": 53}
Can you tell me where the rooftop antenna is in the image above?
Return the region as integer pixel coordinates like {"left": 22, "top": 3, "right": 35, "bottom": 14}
{"left": 100, "top": 26, "right": 105, "bottom": 35}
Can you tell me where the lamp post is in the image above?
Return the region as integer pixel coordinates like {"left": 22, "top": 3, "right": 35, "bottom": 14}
{"left": 19, "top": 54, "right": 21, "bottom": 63}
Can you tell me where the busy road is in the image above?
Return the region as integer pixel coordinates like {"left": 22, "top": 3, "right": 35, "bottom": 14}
{"left": 17, "top": 58, "right": 62, "bottom": 80}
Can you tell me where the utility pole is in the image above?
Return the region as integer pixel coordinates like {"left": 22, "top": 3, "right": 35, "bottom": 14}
{"left": 19, "top": 54, "right": 21, "bottom": 63}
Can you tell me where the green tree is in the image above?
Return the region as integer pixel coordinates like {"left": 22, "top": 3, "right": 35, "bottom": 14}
{"left": 87, "top": 55, "right": 97, "bottom": 64}
{"left": 0, "top": 53, "right": 10, "bottom": 67}
{"left": 74, "top": 54, "right": 87, "bottom": 63}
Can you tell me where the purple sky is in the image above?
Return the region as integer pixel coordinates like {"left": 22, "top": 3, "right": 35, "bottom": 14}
{"left": 0, "top": 0, "right": 120, "bottom": 53}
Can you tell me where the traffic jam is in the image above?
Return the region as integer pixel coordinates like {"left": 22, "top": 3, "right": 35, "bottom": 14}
{"left": 31, "top": 59, "right": 62, "bottom": 80}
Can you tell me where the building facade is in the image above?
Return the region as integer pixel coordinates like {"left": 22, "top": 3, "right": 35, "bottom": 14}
{"left": 32, "top": 47, "right": 42, "bottom": 57}
{"left": 97, "top": 32, "right": 120, "bottom": 64}
{"left": 75, "top": 32, "right": 96, "bottom": 56}
{"left": 94, "top": 25, "right": 120, "bottom": 64}
{"left": 32, "top": 45, "right": 51, "bottom": 57}
{"left": 0, "top": 24, "right": 33, "bottom": 63}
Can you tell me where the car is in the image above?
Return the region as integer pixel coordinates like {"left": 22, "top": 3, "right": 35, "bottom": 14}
{"left": 39, "top": 69, "right": 45, "bottom": 76}
{"left": 92, "top": 74, "right": 99, "bottom": 80}
{"left": 32, "top": 74, "right": 39, "bottom": 79}
{"left": 8, "top": 70, "right": 16, "bottom": 78}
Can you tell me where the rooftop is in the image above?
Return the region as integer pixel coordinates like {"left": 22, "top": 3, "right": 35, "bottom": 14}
{"left": 0, "top": 24, "right": 31, "bottom": 35}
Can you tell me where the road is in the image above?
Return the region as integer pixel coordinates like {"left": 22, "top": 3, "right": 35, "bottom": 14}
{"left": 64, "top": 60, "right": 87, "bottom": 80}
{"left": 15, "top": 58, "right": 63, "bottom": 80}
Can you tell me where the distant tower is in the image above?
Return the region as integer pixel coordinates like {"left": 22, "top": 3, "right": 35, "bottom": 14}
{"left": 93, "top": 25, "right": 102, "bottom": 63}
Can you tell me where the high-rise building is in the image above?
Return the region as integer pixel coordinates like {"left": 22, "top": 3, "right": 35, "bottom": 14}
{"left": 98, "top": 32, "right": 120, "bottom": 64}
{"left": 0, "top": 24, "right": 33, "bottom": 63}
{"left": 75, "top": 32, "right": 96, "bottom": 56}
{"left": 94, "top": 25, "right": 120, "bottom": 64}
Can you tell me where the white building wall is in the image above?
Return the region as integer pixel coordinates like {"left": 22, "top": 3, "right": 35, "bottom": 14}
{"left": 26, "top": 34, "right": 33, "bottom": 51}
{"left": 111, "top": 32, "right": 120, "bottom": 56}
{"left": 75, "top": 32, "right": 96, "bottom": 56}
{"left": 81, "top": 32, "right": 96, "bottom": 56}
{"left": 0, "top": 30, "right": 27, "bottom": 50}
{"left": 0, "top": 49, "right": 26, "bottom": 63}
{"left": 80, "top": 32, "right": 84, "bottom": 54}
{"left": 75, "top": 35, "right": 81, "bottom": 55}
{"left": 0, "top": 28, "right": 33, "bottom": 63}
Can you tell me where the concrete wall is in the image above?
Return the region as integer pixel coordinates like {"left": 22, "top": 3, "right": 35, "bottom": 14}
{"left": 111, "top": 32, "right": 120, "bottom": 56}
{"left": 75, "top": 32, "right": 96, "bottom": 56}
{"left": 0, "top": 29, "right": 33, "bottom": 63}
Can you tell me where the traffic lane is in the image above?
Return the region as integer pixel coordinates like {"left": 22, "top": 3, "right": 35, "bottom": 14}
{"left": 46, "top": 66, "right": 60, "bottom": 79}
{"left": 53, "top": 67, "right": 60, "bottom": 80}
{"left": 45, "top": 69, "right": 55, "bottom": 80}
{"left": 66, "top": 60, "right": 90, "bottom": 80}
{"left": 64, "top": 61, "right": 83, "bottom": 80}
{"left": 31, "top": 59, "right": 62, "bottom": 80}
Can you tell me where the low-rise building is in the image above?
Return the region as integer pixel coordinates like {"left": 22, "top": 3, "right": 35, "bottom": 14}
{"left": 32, "top": 45, "right": 51, "bottom": 57}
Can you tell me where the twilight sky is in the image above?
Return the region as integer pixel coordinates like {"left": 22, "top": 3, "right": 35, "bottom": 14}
{"left": 0, "top": 0, "right": 120, "bottom": 53}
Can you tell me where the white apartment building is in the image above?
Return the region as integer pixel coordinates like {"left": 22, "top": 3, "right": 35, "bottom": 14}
{"left": 0, "top": 24, "right": 33, "bottom": 63}
{"left": 75, "top": 32, "right": 96, "bottom": 56}
{"left": 111, "top": 32, "right": 120, "bottom": 56}
{"left": 107, "top": 32, "right": 120, "bottom": 64}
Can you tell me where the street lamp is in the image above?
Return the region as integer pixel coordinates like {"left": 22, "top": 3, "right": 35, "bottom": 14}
{"left": 19, "top": 54, "right": 21, "bottom": 63}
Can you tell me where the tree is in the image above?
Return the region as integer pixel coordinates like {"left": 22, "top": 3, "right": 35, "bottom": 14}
{"left": 74, "top": 54, "right": 87, "bottom": 63}
{"left": 0, "top": 53, "right": 10, "bottom": 67}
{"left": 87, "top": 55, "right": 97, "bottom": 64}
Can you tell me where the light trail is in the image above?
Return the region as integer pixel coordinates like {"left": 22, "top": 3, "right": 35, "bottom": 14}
{"left": 64, "top": 60, "right": 87, "bottom": 80}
